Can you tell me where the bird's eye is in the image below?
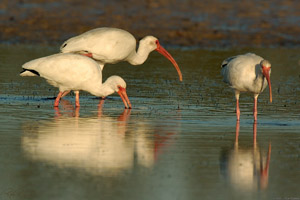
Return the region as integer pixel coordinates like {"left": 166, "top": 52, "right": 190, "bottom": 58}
{"left": 155, "top": 40, "right": 158, "bottom": 44}
{"left": 62, "top": 43, "right": 67, "bottom": 48}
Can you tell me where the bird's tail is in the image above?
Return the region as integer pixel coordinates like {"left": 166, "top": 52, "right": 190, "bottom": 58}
{"left": 221, "top": 56, "right": 237, "bottom": 68}
{"left": 20, "top": 69, "right": 40, "bottom": 77}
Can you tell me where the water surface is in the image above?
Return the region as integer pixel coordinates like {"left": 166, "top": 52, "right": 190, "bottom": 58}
{"left": 0, "top": 45, "right": 299, "bottom": 200}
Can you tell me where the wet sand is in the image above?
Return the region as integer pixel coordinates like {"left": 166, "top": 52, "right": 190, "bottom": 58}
{"left": 1, "top": 0, "right": 300, "bottom": 47}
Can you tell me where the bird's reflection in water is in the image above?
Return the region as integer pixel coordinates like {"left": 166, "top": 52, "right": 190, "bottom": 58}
{"left": 220, "top": 122, "right": 271, "bottom": 192}
{"left": 21, "top": 99, "right": 172, "bottom": 176}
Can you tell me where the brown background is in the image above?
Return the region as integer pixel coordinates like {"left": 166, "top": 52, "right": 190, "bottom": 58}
{"left": 1, "top": 0, "right": 300, "bottom": 47}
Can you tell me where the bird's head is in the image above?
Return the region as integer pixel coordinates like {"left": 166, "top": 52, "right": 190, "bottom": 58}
{"left": 140, "top": 36, "right": 182, "bottom": 82}
{"left": 60, "top": 36, "right": 86, "bottom": 54}
{"left": 60, "top": 40, "right": 71, "bottom": 53}
{"left": 140, "top": 36, "right": 159, "bottom": 52}
{"left": 104, "top": 76, "right": 131, "bottom": 109}
{"left": 260, "top": 60, "right": 272, "bottom": 103}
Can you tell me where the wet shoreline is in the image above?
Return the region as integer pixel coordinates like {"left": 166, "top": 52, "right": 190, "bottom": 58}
{"left": 1, "top": 1, "right": 300, "bottom": 48}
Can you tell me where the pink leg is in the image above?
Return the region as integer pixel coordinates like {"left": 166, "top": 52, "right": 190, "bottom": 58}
{"left": 75, "top": 91, "right": 80, "bottom": 107}
{"left": 236, "top": 99, "right": 240, "bottom": 121}
{"left": 235, "top": 91, "right": 240, "bottom": 121}
{"left": 253, "top": 95, "right": 258, "bottom": 122}
{"left": 61, "top": 90, "right": 71, "bottom": 98}
{"left": 54, "top": 92, "right": 63, "bottom": 107}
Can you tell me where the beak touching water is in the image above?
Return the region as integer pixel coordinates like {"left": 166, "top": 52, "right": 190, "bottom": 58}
{"left": 117, "top": 87, "right": 132, "bottom": 109}
{"left": 262, "top": 66, "right": 272, "bottom": 103}
{"left": 155, "top": 40, "right": 183, "bottom": 82}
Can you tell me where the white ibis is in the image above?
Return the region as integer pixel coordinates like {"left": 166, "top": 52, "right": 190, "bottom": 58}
{"left": 20, "top": 53, "right": 131, "bottom": 108}
{"left": 221, "top": 53, "right": 272, "bottom": 121}
{"left": 60, "top": 27, "right": 182, "bottom": 81}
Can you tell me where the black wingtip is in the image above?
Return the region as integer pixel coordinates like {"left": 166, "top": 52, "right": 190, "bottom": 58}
{"left": 20, "top": 68, "right": 40, "bottom": 76}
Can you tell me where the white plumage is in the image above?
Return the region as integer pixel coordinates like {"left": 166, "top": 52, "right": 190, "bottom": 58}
{"left": 60, "top": 27, "right": 182, "bottom": 81}
{"left": 20, "top": 53, "right": 131, "bottom": 108}
{"left": 221, "top": 53, "right": 272, "bottom": 121}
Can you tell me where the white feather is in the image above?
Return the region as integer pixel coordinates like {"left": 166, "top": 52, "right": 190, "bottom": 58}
{"left": 21, "top": 53, "right": 126, "bottom": 97}
{"left": 221, "top": 53, "right": 269, "bottom": 94}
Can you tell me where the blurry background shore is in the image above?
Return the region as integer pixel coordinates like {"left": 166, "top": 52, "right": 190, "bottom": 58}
{"left": 1, "top": 0, "right": 300, "bottom": 48}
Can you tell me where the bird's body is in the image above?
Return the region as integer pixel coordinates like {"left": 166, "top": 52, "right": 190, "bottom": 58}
{"left": 61, "top": 28, "right": 137, "bottom": 66}
{"left": 221, "top": 53, "right": 268, "bottom": 94}
{"left": 60, "top": 27, "right": 182, "bottom": 81}
{"left": 221, "top": 53, "right": 272, "bottom": 121}
{"left": 20, "top": 53, "right": 131, "bottom": 108}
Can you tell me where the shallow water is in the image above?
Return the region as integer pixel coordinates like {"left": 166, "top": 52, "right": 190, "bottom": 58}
{"left": 0, "top": 45, "right": 299, "bottom": 200}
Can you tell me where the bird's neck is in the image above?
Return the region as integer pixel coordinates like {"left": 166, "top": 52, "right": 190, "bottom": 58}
{"left": 254, "top": 72, "right": 267, "bottom": 92}
{"left": 91, "top": 82, "right": 115, "bottom": 97}
{"left": 127, "top": 43, "right": 151, "bottom": 65}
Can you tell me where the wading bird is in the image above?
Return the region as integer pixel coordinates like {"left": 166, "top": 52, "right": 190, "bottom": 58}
{"left": 221, "top": 53, "right": 272, "bottom": 121}
{"left": 20, "top": 53, "right": 131, "bottom": 108}
{"left": 60, "top": 27, "right": 182, "bottom": 81}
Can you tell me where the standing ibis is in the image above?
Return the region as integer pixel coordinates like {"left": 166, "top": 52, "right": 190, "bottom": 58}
{"left": 60, "top": 27, "right": 182, "bottom": 81}
{"left": 221, "top": 53, "right": 272, "bottom": 121}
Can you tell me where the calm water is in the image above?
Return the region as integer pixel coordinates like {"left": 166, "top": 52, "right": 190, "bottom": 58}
{"left": 0, "top": 45, "right": 299, "bottom": 200}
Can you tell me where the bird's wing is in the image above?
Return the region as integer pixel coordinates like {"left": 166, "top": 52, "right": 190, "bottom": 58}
{"left": 60, "top": 28, "right": 136, "bottom": 63}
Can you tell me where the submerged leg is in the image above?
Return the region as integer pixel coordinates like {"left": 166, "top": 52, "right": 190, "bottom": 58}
{"left": 74, "top": 91, "right": 80, "bottom": 107}
{"left": 97, "top": 99, "right": 105, "bottom": 118}
{"left": 253, "top": 122, "right": 257, "bottom": 147}
{"left": 253, "top": 94, "right": 258, "bottom": 122}
{"left": 235, "top": 90, "right": 240, "bottom": 121}
{"left": 54, "top": 91, "right": 63, "bottom": 107}
{"left": 235, "top": 120, "right": 240, "bottom": 147}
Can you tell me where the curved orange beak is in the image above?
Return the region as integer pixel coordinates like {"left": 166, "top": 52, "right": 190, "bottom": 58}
{"left": 155, "top": 40, "right": 182, "bottom": 82}
{"left": 262, "top": 66, "right": 272, "bottom": 103}
{"left": 117, "top": 87, "right": 132, "bottom": 109}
